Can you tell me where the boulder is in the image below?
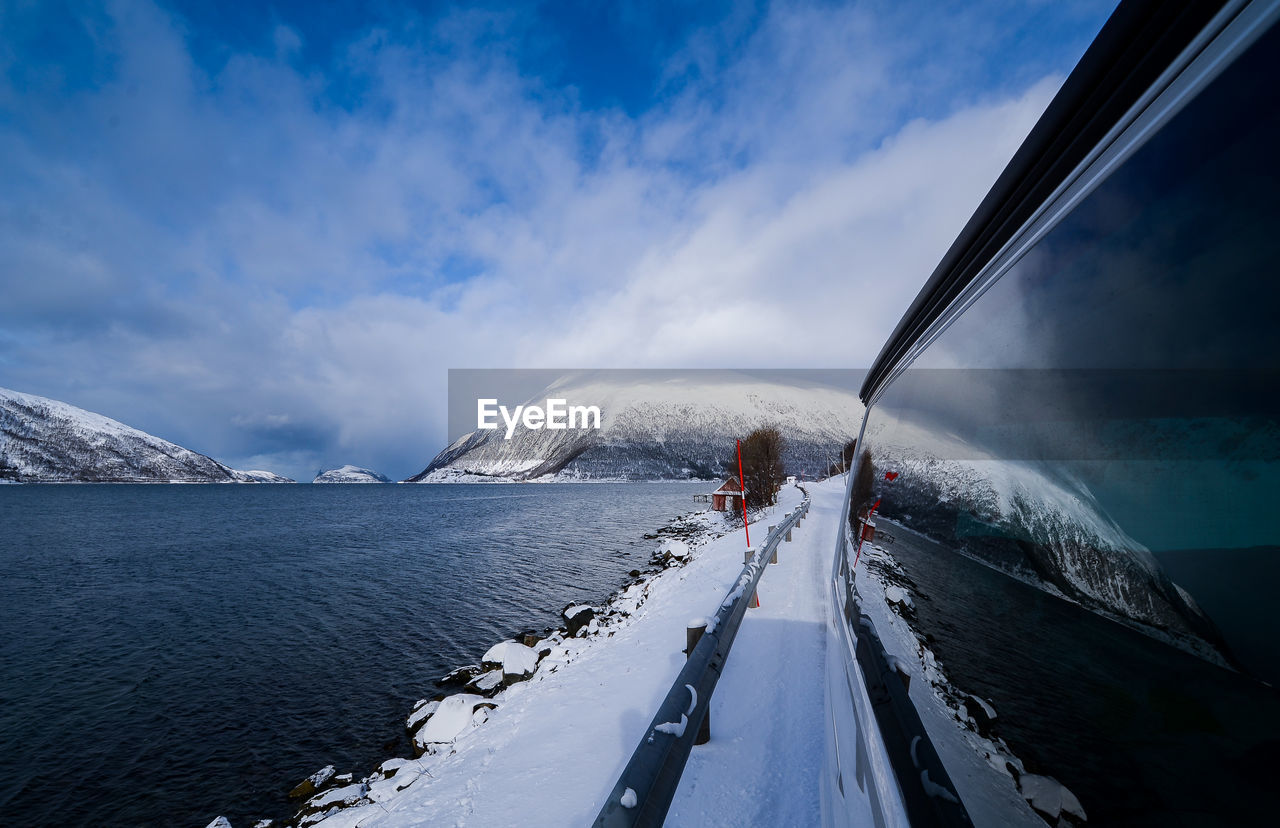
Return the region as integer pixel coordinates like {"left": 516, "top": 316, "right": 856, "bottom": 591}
{"left": 962, "top": 694, "right": 998, "bottom": 737}
{"left": 372, "top": 757, "right": 411, "bottom": 781}
{"left": 406, "top": 699, "right": 440, "bottom": 733}
{"left": 439, "top": 664, "right": 482, "bottom": 686}
{"left": 884, "top": 585, "right": 916, "bottom": 617}
{"left": 658, "top": 539, "right": 690, "bottom": 564}
{"left": 564, "top": 605, "right": 595, "bottom": 637}
{"left": 305, "top": 781, "right": 369, "bottom": 810}
{"left": 482, "top": 640, "right": 539, "bottom": 683}
{"left": 288, "top": 765, "right": 336, "bottom": 800}
{"left": 413, "top": 694, "right": 489, "bottom": 755}
{"left": 466, "top": 668, "right": 505, "bottom": 695}
{"left": 1019, "top": 774, "right": 1087, "bottom": 824}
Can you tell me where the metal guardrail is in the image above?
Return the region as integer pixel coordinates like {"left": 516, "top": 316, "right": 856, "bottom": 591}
{"left": 593, "top": 488, "right": 811, "bottom": 827}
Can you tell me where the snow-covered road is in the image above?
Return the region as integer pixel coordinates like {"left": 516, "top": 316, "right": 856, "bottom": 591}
{"left": 300, "top": 480, "right": 843, "bottom": 828}
{"left": 667, "top": 482, "right": 840, "bottom": 826}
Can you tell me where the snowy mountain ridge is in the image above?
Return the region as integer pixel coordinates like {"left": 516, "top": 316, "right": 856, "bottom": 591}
{"left": 410, "top": 373, "right": 865, "bottom": 482}
{"left": 313, "top": 465, "right": 390, "bottom": 483}
{"left": 0, "top": 386, "right": 289, "bottom": 483}
{"left": 863, "top": 416, "right": 1231, "bottom": 662}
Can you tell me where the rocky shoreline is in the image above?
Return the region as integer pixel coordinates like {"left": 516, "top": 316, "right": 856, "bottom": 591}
{"left": 205, "top": 508, "right": 730, "bottom": 828}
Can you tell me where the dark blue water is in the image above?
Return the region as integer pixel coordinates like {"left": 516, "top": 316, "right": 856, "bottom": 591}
{"left": 872, "top": 520, "right": 1280, "bottom": 826}
{"left": 0, "top": 482, "right": 707, "bottom": 827}
{"left": 1154, "top": 546, "right": 1280, "bottom": 688}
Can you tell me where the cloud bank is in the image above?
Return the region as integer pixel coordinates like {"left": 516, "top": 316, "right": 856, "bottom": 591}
{"left": 0, "top": 0, "right": 1111, "bottom": 480}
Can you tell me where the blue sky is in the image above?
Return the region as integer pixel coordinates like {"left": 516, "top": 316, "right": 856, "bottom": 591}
{"left": 0, "top": 0, "right": 1117, "bottom": 481}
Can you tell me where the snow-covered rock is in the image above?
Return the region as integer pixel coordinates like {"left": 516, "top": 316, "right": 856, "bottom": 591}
{"left": 963, "top": 694, "right": 998, "bottom": 737}
{"left": 657, "top": 539, "right": 690, "bottom": 564}
{"left": 288, "top": 765, "right": 337, "bottom": 800}
{"left": 312, "top": 465, "right": 390, "bottom": 483}
{"left": 1019, "top": 774, "right": 1087, "bottom": 823}
{"left": 406, "top": 699, "right": 439, "bottom": 733}
{"left": 407, "top": 371, "right": 862, "bottom": 482}
{"left": 0, "top": 386, "right": 274, "bottom": 483}
{"left": 884, "top": 585, "right": 915, "bottom": 615}
{"left": 563, "top": 605, "right": 595, "bottom": 637}
{"left": 372, "top": 757, "right": 412, "bottom": 781}
{"left": 304, "top": 782, "right": 369, "bottom": 813}
{"left": 413, "top": 694, "right": 490, "bottom": 754}
{"left": 481, "top": 640, "right": 539, "bottom": 682}
{"left": 204, "top": 818, "right": 233, "bottom": 828}
{"left": 466, "top": 669, "right": 505, "bottom": 695}
{"left": 439, "top": 664, "right": 482, "bottom": 686}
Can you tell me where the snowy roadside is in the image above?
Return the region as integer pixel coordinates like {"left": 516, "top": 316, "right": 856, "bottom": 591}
{"left": 208, "top": 486, "right": 806, "bottom": 828}
{"left": 855, "top": 542, "right": 1085, "bottom": 827}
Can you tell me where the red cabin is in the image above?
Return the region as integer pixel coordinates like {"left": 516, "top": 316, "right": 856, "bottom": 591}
{"left": 711, "top": 476, "right": 744, "bottom": 511}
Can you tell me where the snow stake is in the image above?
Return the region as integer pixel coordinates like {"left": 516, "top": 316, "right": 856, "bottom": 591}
{"left": 742, "top": 546, "right": 761, "bottom": 608}
{"left": 736, "top": 438, "right": 750, "bottom": 549}
{"left": 684, "top": 620, "right": 711, "bottom": 745}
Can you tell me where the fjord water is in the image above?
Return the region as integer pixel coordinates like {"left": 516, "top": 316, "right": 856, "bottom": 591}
{"left": 0, "top": 482, "right": 707, "bottom": 827}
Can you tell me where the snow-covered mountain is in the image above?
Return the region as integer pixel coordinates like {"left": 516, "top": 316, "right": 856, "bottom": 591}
{"left": 860, "top": 417, "right": 1232, "bottom": 663}
{"left": 409, "top": 372, "right": 864, "bottom": 482}
{"left": 241, "top": 469, "right": 296, "bottom": 483}
{"left": 0, "top": 387, "right": 283, "bottom": 483}
{"left": 312, "top": 465, "right": 390, "bottom": 483}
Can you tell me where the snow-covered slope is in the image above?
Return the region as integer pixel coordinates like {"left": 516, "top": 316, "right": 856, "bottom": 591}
{"left": 0, "top": 387, "right": 277, "bottom": 483}
{"left": 312, "top": 465, "right": 390, "bottom": 484}
{"left": 410, "top": 373, "right": 864, "bottom": 482}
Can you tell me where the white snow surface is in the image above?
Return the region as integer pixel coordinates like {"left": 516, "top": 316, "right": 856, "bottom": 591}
{"left": 307, "top": 483, "right": 830, "bottom": 827}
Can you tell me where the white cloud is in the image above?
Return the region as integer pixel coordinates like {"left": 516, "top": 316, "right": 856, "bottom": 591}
{"left": 0, "top": 0, "right": 1068, "bottom": 481}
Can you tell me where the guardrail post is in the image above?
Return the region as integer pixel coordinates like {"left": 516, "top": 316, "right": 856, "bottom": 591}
{"left": 767, "top": 526, "right": 778, "bottom": 563}
{"left": 685, "top": 620, "right": 712, "bottom": 745}
{"left": 743, "top": 546, "right": 760, "bottom": 608}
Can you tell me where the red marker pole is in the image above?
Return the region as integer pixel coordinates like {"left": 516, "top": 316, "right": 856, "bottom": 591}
{"left": 737, "top": 438, "right": 750, "bottom": 549}
{"left": 852, "top": 497, "right": 881, "bottom": 571}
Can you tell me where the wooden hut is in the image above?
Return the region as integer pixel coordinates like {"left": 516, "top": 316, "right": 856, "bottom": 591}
{"left": 711, "top": 476, "right": 744, "bottom": 511}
